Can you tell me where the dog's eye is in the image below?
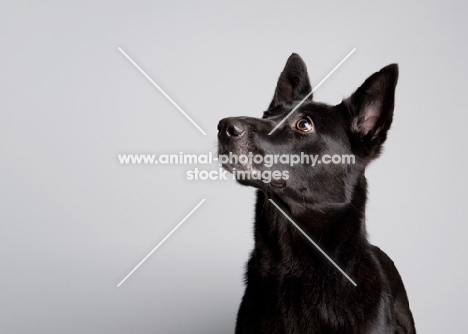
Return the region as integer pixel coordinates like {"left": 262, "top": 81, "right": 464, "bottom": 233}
{"left": 295, "top": 117, "right": 314, "bottom": 132}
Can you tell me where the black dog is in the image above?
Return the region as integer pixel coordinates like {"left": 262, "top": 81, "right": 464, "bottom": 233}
{"left": 218, "top": 54, "right": 415, "bottom": 333}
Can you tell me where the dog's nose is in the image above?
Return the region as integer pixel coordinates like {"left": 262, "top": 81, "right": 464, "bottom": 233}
{"left": 227, "top": 122, "right": 245, "bottom": 137}
{"left": 218, "top": 118, "right": 245, "bottom": 137}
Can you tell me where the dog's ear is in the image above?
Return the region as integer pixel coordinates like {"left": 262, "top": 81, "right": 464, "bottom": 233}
{"left": 344, "top": 64, "right": 398, "bottom": 159}
{"left": 268, "top": 53, "right": 312, "bottom": 109}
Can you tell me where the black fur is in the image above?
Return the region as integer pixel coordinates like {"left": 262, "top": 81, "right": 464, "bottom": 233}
{"left": 218, "top": 54, "right": 415, "bottom": 333}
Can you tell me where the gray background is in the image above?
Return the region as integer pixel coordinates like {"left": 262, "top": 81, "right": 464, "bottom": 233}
{"left": 1, "top": 1, "right": 467, "bottom": 333}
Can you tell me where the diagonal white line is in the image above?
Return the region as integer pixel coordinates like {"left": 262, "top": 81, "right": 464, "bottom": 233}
{"left": 118, "top": 47, "right": 207, "bottom": 136}
{"left": 117, "top": 199, "right": 206, "bottom": 287}
{"left": 268, "top": 48, "right": 356, "bottom": 135}
{"left": 268, "top": 199, "right": 357, "bottom": 286}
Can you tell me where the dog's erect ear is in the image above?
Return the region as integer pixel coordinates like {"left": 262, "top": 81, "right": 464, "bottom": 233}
{"left": 344, "top": 64, "right": 398, "bottom": 159}
{"left": 268, "top": 53, "right": 312, "bottom": 109}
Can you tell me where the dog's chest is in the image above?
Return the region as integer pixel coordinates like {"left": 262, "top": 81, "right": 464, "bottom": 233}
{"left": 277, "top": 276, "right": 358, "bottom": 327}
{"left": 263, "top": 268, "right": 389, "bottom": 333}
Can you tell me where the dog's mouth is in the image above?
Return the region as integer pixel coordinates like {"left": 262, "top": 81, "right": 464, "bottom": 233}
{"left": 217, "top": 116, "right": 289, "bottom": 190}
{"left": 217, "top": 144, "right": 287, "bottom": 189}
{"left": 217, "top": 144, "right": 248, "bottom": 172}
{"left": 217, "top": 143, "right": 257, "bottom": 176}
{"left": 217, "top": 117, "right": 252, "bottom": 172}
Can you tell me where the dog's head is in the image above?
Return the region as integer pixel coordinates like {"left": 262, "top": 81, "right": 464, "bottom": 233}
{"left": 218, "top": 54, "right": 398, "bottom": 210}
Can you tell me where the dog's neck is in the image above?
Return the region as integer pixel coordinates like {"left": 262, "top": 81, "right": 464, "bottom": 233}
{"left": 254, "top": 174, "right": 368, "bottom": 263}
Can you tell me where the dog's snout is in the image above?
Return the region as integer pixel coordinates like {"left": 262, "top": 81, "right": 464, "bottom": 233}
{"left": 218, "top": 118, "right": 245, "bottom": 138}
